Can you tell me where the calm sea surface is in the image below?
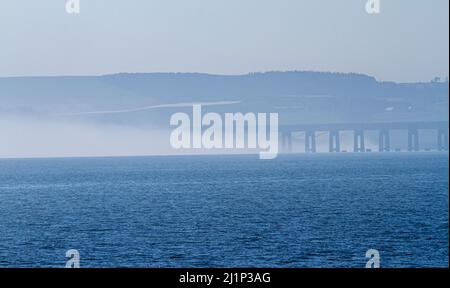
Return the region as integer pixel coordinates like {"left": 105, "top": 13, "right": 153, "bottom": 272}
{"left": 0, "top": 154, "right": 448, "bottom": 267}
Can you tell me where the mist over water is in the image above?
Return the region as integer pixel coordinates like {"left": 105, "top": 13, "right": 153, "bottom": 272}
{"left": 0, "top": 115, "right": 275, "bottom": 159}
{"left": 0, "top": 116, "right": 172, "bottom": 158}
{"left": 0, "top": 115, "right": 446, "bottom": 158}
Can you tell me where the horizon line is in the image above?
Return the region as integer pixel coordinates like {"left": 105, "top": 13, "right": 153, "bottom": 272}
{"left": 1, "top": 70, "right": 449, "bottom": 84}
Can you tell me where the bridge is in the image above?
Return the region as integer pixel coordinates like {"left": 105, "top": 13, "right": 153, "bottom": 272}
{"left": 279, "top": 121, "right": 449, "bottom": 153}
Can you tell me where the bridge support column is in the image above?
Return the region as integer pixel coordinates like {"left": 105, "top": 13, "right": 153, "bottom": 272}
{"left": 280, "top": 132, "right": 293, "bottom": 153}
{"left": 354, "top": 129, "right": 365, "bottom": 152}
{"left": 329, "top": 130, "right": 340, "bottom": 152}
{"left": 286, "top": 133, "right": 293, "bottom": 153}
{"left": 438, "top": 128, "right": 448, "bottom": 151}
{"left": 379, "top": 129, "right": 390, "bottom": 152}
{"left": 408, "top": 128, "right": 419, "bottom": 152}
{"left": 305, "top": 131, "right": 316, "bottom": 153}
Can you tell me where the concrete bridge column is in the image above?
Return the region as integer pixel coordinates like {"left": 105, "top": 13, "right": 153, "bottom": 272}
{"left": 379, "top": 129, "right": 390, "bottom": 152}
{"left": 280, "top": 132, "right": 293, "bottom": 153}
{"left": 438, "top": 128, "right": 449, "bottom": 151}
{"left": 353, "top": 129, "right": 365, "bottom": 152}
{"left": 329, "top": 130, "right": 341, "bottom": 152}
{"left": 279, "top": 133, "right": 284, "bottom": 152}
{"left": 408, "top": 128, "right": 420, "bottom": 152}
{"left": 305, "top": 131, "right": 316, "bottom": 153}
{"left": 286, "top": 133, "right": 293, "bottom": 153}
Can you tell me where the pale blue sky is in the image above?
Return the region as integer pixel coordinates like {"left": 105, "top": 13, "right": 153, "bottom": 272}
{"left": 0, "top": 0, "right": 448, "bottom": 82}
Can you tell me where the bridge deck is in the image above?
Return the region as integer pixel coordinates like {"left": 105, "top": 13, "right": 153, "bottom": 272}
{"left": 280, "top": 121, "right": 449, "bottom": 133}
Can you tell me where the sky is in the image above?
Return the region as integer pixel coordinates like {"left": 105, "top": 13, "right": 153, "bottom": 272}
{"left": 0, "top": 0, "right": 448, "bottom": 82}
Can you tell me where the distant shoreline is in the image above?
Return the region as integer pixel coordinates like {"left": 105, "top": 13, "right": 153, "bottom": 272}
{"left": 0, "top": 151, "right": 448, "bottom": 161}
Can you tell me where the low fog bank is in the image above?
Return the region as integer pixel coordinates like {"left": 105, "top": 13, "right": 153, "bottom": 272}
{"left": 0, "top": 116, "right": 268, "bottom": 159}
{"left": 0, "top": 116, "right": 174, "bottom": 159}
{"left": 0, "top": 116, "right": 446, "bottom": 158}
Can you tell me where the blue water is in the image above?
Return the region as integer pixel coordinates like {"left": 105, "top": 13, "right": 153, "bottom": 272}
{"left": 0, "top": 154, "right": 448, "bottom": 268}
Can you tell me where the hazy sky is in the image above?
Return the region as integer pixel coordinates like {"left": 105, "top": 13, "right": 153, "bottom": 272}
{"left": 0, "top": 0, "right": 448, "bottom": 82}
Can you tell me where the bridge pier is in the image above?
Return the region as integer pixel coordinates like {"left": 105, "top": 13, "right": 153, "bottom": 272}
{"left": 408, "top": 128, "right": 420, "bottom": 152}
{"left": 286, "top": 133, "right": 293, "bottom": 153}
{"left": 329, "top": 130, "right": 341, "bottom": 152}
{"left": 280, "top": 132, "right": 293, "bottom": 153}
{"left": 379, "top": 129, "right": 390, "bottom": 152}
{"left": 353, "top": 129, "right": 365, "bottom": 152}
{"left": 438, "top": 128, "right": 448, "bottom": 151}
{"left": 305, "top": 130, "right": 316, "bottom": 153}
